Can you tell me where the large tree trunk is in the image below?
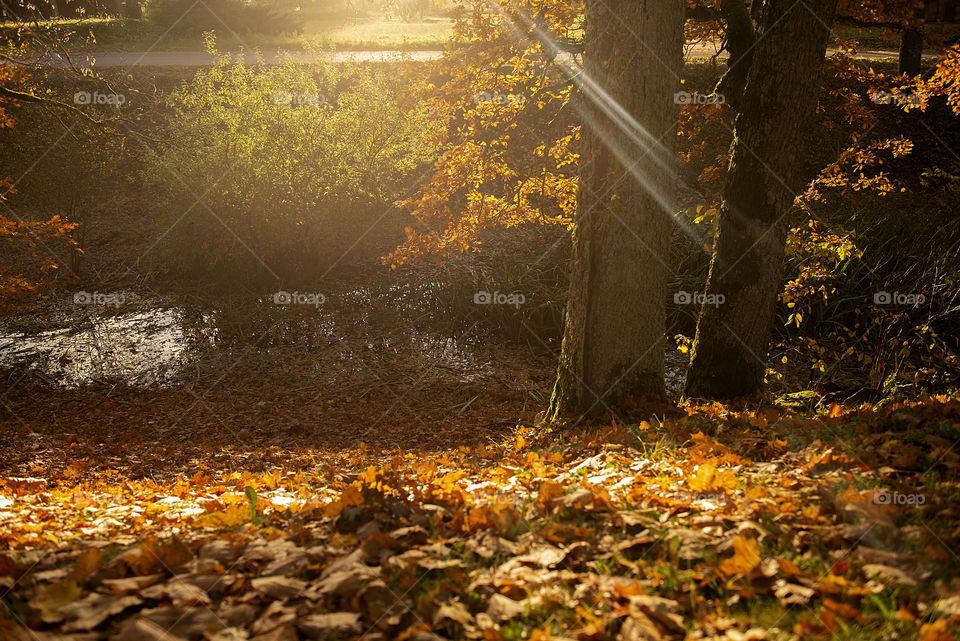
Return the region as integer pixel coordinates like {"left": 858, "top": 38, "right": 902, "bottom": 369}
{"left": 683, "top": 0, "right": 837, "bottom": 399}
{"left": 547, "top": 0, "right": 684, "bottom": 420}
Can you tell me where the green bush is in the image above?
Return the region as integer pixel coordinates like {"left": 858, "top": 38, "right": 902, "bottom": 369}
{"left": 144, "top": 44, "right": 439, "bottom": 284}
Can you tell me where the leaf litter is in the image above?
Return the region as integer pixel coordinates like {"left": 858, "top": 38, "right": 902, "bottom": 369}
{"left": 1, "top": 398, "right": 960, "bottom": 640}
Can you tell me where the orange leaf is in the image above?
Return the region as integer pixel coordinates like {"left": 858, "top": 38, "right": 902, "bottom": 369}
{"left": 717, "top": 536, "right": 761, "bottom": 577}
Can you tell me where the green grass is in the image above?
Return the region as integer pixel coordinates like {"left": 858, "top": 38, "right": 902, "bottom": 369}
{"left": 0, "top": 13, "right": 456, "bottom": 51}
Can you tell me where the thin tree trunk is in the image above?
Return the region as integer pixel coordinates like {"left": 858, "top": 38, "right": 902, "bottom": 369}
{"left": 683, "top": 0, "right": 837, "bottom": 399}
{"left": 899, "top": 27, "right": 924, "bottom": 76}
{"left": 715, "top": 0, "right": 756, "bottom": 109}
{"left": 124, "top": 0, "right": 142, "bottom": 19}
{"left": 548, "top": 0, "right": 684, "bottom": 420}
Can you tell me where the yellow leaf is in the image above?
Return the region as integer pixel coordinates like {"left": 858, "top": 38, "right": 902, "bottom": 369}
{"left": 515, "top": 433, "right": 527, "bottom": 452}
{"left": 717, "top": 536, "right": 761, "bottom": 577}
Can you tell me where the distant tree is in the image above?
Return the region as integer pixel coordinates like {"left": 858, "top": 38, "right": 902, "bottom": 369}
{"left": 837, "top": 0, "right": 934, "bottom": 76}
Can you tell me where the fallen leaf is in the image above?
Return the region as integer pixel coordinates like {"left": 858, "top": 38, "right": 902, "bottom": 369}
{"left": 717, "top": 536, "right": 761, "bottom": 578}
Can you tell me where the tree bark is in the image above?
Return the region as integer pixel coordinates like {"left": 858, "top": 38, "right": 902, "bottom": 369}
{"left": 715, "top": 0, "right": 756, "bottom": 109}
{"left": 125, "top": 0, "right": 142, "bottom": 19}
{"left": 899, "top": 27, "right": 924, "bottom": 76}
{"left": 548, "top": 0, "right": 684, "bottom": 420}
{"left": 683, "top": 0, "right": 837, "bottom": 400}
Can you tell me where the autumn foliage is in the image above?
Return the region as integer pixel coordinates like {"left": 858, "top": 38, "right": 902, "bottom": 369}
{"left": 0, "top": 58, "right": 76, "bottom": 310}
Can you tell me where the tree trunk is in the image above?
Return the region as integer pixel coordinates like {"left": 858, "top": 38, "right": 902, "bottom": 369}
{"left": 715, "top": 0, "right": 756, "bottom": 109}
{"left": 547, "top": 0, "right": 684, "bottom": 420}
{"left": 899, "top": 27, "right": 924, "bottom": 76}
{"left": 124, "top": 0, "right": 142, "bottom": 18}
{"left": 683, "top": 0, "right": 837, "bottom": 400}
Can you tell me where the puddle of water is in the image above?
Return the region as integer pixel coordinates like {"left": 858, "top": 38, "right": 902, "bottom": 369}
{"left": 414, "top": 335, "right": 495, "bottom": 383}
{"left": 0, "top": 307, "right": 217, "bottom": 388}
{"left": 0, "top": 285, "right": 689, "bottom": 394}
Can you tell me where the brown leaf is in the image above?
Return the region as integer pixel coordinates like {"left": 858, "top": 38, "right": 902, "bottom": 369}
{"left": 433, "top": 600, "right": 475, "bottom": 629}
{"left": 627, "top": 595, "right": 684, "bottom": 635}
{"left": 205, "top": 629, "right": 249, "bottom": 641}
{"left": 515, "top": 543, "right": 566, "bottom": 568}
{"left": 121, "top": 605, "right": 220, "bottom": 641}
{"left": 250, "top": 623, "right": 298, "bottom": 641}
{"left": 390, "top": 525, "right": 429, "bottom": 546}
{"left": 774, "top": 580, "right": 815, "bottom": 607}
{"left": 198, "top": 539, "right": 239, "bottom": 566}
{"left": 140, "top": 578, "right": 211, "bottom": 606}
{"left": 262, "top": 548, "right": 310, "bottom": 578}
{"left": 251, "top": 602, "right": 297, "bottom": 637}
{"left": 862, "top": 563, "right": 919, "bottom": 588}
{"left": 310, "top": 568, "right": 370, "bottom": 597}
{"left": 619, "top": 611, "right": 662, "bottom": 641}
{"left": 250, "top": 576, "right": 308, "bottom": 601}
{"left": 61, "top": 594, "right": 142, "bottom": 632}
{"left": 115, "top": 618, "right": 190, "bottom": 641}
{"left": 103, "top": 575, "right": 165, "bottom": 596}
{"left": 485, "top": 593, "right": 526, "bottom": 622}
{"left": 218, "top": 604, "right": 260, "bottom": 628}
{"left": 297, "top": 613, "right": 362, "bottom": 640}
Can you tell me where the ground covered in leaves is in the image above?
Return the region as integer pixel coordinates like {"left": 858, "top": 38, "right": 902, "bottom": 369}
{"left": 2, "top": 397, "right": 960, "bottom": 641}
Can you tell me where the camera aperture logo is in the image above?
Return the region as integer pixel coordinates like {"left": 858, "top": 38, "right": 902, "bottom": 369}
{"left": 873, "top": 290, "right": 925, "bottom": 306}
{"left": 874, "top": 490, "right": 925, "bottom": 506}
{"left": 272, "top": 290, "right": 325, "bottom": 308}
{"left": 474, "top": 290, "right": 526, "bottom": 309}
{"left": 273, "top": 92, "right": 325, "bottom": 108}
{"left": 74, "top": 90, "right": 126, "bottom": 106}
{"left": 674, "top": 91, "right": 725, "bottom": 107}
{"left": 74, "top": 291, "right": 125, "bottom": 308}
{"left": 674, "top": 290, "right": 724, "bottom": 308}
{"left": 473, "top": 91, "right": 523, "bottom": 106}
{"left": 871, "top": 91, "right": 925, "bottom": 107}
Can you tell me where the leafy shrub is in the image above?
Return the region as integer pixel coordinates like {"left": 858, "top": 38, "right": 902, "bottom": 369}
{"left": 144, "top": 44, "right": 439, "bottom": 284}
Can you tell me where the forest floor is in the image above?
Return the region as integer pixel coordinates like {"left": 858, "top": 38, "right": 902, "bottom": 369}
{"left": 1, "top": 385, "right": 959, "bottom": 641}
